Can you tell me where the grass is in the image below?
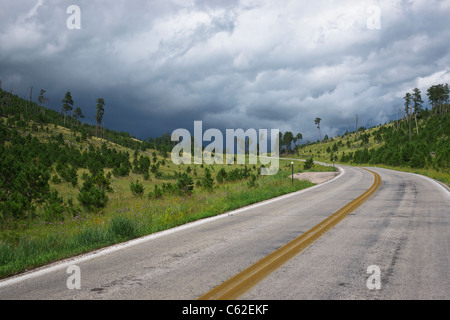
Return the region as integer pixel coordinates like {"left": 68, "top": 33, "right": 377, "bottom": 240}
{"left": 0, "top": 166, "right": 318, "bottom": 279}
{"left": 296, "top": 125, "right": 386, "bottom": 164}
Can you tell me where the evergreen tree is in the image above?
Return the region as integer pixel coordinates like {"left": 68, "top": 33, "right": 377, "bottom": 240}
{"left": 314, "top": 118, "right": 322, "bottom": 142}
{"left": 37, "top": 89, "right": 48, "bottom": 114}
{"left": 202, "top": 167, "right": 214, "bottom": 191}
{"left": 216, "top": 168, "right": 227, "bottom": 184}
{"left": 96, "top": 98, "right": 105, "bottom": 137}
{"left": 177, "top": 173, "right": 194, "bottom": 196}
{"left": 130, "top": 179, "right": 145, "bottom": 196}
{"left": 283, "top": 131, "right": 294, "bottom": 155}
{"left": 412, "top": 88, "right": 423, "bottom": 135}
{"left": 73, "top": 107, "right": 84, "bottom": 128}
{"left": 295, "top": 133, "right": 303, "bottom": 148}
{"left": 78, "top": 171, "right": 111, "bottom": 211}
{"left": 404, "top": 92, "right": 412, "bottom": 142}
{"left": 61, "top": 91, "right": 74, "bottom": 127}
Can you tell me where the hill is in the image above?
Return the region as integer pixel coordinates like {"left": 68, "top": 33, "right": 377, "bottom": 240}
{"left": 290, "top": 86, "right": 449, "bottom": 186}
{"left": 0, "top": 86, "right": 333, "bottom": 278}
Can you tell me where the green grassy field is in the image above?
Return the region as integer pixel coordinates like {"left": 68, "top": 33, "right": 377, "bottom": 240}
{"left": 0, "top": 166, "right": 321, "bottom": 279}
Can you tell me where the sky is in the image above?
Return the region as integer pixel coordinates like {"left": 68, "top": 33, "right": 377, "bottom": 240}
{"left": 1, "top": 0, "right": 449, "bottom": 142}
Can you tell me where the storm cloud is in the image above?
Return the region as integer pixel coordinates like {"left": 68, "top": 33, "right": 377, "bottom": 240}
{"left": 1, "top": 0, "right": 449, "bottom": 141}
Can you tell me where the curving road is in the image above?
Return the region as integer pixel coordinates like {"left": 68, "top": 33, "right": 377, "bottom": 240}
{"left": 0, "top": 165, "right": 449, "bottom": 300}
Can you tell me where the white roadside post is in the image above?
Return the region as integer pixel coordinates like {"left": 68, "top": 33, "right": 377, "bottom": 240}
{"left": 291, "top": 161, "right": 294, "bottom": 187}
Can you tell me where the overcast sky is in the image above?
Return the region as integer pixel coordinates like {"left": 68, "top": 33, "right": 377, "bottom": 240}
{"left": 1, "top": 0, "right": 449, "bottom": 142}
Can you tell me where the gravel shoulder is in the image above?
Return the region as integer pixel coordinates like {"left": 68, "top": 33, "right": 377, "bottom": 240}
{"left": 292, "top": 169, "right": 341, "bottom": 184}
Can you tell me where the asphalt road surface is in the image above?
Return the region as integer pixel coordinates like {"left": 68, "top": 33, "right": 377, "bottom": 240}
{"left": 0, "top": 166, "right": 448, "bottom": 300}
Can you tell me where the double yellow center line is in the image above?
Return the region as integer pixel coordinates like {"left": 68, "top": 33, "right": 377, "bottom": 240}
{"left": 199, "top": 168, "right": 382, "bottom": 300}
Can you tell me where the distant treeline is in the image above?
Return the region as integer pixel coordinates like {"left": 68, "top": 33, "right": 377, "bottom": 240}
{"left": 350, "top": 84, "right": 449, "bottom": 169}
{"left": 344, "top": 111, "right": 449, "bottom": 169}
{"left": 304, "top": 84, "right": 450, "bottom": 170}
{"left": 0, "top": 87, "right": 177, "bottom": 153}
{"left": 0, "top": 87, "right": 175, "bottom": 224}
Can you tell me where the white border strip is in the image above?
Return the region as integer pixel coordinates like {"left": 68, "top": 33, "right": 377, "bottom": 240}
{"left": 0, "top": 166, "right": 346, "bottom": 288}
{"left": 370, "top": 166, "right": 450, "bottom": 199}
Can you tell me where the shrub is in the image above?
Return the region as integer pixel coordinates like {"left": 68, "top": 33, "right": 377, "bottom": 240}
{"left": 162, "top": 182, "right": 177, "bottom": 195}
{"left": 112, "top": 164, "right": 130, "bottom": 177}
{"left": 42, "top": 190, "right": 66, "bottom": 221}
{"left": 78, "top": 184, "right": 108, "bottom": 212}
{"left": 154, "top": 170, "right": 162, "bottom": 179}
{"left": 303, "top": 157, "right": 315, "bottom": 170}
{"left": 176, "top": 173, "right": 194, "bottom": 196}
{"left": 148, "top": 185, "right": 163, "bottom": 200}
{"left": 216, "top": 168, "right": 227, "bottom": 184}
{"left": 247, "top": 174, "right": 258, "bottom": 188}
{"left": 57, "top": 164, "right": 78, "bottom": 187}
{"left": 202, "top": 168, "right": 214, "bottom": 191}
{"left": 130, "top": 179, "right": 145, "bottom": 196}
{"left": 51, "top": 174, "right": 62, "bottom": 184}
{"left": 410, "top": 153, "right": 425, "bottom": 168}
{"left": 77, "top": 171, "right": 111, "bottom": 211}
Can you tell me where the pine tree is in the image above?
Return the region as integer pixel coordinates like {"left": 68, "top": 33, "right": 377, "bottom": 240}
{"left": 314, "top": 118, "right": 322, "bottom": 142}
{"left": 95, "top": 98, "right": 105, "bottom": 138}
{"left": 37, "top": 89, "right": 48, "bottom": 115}
{"left": 73, "top": 107, "right": 84, "bottom": 129}
{"left": 412, "top": 88, "right": 423, "bottom": 135}
{"left": 404, "top": 92, "right": 412, "bottom": 142}
{"left": 61, "top": 91, "right": 74, "bottom": 127}
{"left": 202, "top": 167, "right": 214, "bottom": 191}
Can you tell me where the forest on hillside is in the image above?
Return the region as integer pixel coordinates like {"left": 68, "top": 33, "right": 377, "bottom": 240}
{"left": 296, "top": 84, "right": 450, "bottom": 171}
{"left": 344, "top": 84, "right": 449, "bottom": 169}
{"left": 0, "top": 88, "right": 182, "bottom": 225}
{"left": 0, "top": 87, "right": 266, "bottom": 227}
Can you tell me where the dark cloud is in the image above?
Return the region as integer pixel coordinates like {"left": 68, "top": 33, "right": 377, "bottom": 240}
{"left": 1, "top": 0, "right": 449, "bottom": 141}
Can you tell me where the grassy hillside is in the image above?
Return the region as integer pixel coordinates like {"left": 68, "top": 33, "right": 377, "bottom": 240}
{"left": 0, "top": 87, "right": 335, "bottom": 279}
{"left": 294, "top": 109, "right": 450, "bottom": 186}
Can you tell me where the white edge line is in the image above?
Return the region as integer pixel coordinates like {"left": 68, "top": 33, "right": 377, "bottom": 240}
{"left": 409, "top": 172, "right": 450, "bottom": 198}
{"left": 0, "top": 166, "right": 346, "bottom": 288}
{"left": 370, "top": 166, "right": 450, "bottom": 199}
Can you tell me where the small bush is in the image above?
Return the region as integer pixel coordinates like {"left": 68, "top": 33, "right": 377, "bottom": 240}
{"left": 148, "top": 185, "right": 163, "bottom": 199}
{"left": 176, "top": 173, "right": 194, "bottom": 196}
{"left": 202, "top": 168, "right": 214, "bottom": 191}
{"left": 130, "top": 179, "right": 145, "bottom": 196}
{"left": 77, "top": 172, "right": 111, "bottom": 212}
{"left": 216, "top": 168, "right": 227, "bottom": 184}
{"left": 247, "top": 174, "right": 258, "bottom": 188}
{"left": 42, "top": 190, "right": 66, "bottom": 221}
{"left": 304, "top": 157, "right": 315, "bottom": 170}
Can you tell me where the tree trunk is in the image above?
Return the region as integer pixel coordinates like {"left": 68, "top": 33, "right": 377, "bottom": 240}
{"left": 409, "top": 109, "right": 412, "bottom": 142}
{"left": 414, "top": 113, "right": 419, "bottom": 135}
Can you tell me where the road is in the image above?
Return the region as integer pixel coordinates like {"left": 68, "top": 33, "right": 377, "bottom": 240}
{"left": 0, "top": 166, "right": 449, "bottom": 300}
